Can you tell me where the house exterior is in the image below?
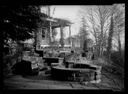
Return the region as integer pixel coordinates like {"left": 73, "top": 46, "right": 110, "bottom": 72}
{"left": 36, "top": 16, "right": 73, "bottom": 51}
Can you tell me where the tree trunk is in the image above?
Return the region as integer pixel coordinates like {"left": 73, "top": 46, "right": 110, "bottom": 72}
{"left": 98, "top": 6, "right": 104, "bottom": 57}
{"left": 107, "top": 16, "right": 114, "bottom": 59}
{"left": 118, "top": 33, "right": 122, "bottom": 56}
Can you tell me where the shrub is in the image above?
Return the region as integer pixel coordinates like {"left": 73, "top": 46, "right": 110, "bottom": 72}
{"left": 110, "top": 50, "right": 124, "bottom": 67}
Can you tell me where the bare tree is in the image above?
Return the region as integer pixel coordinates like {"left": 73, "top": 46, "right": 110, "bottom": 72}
{"left": 112, "top": 4, "right": 125, "bottom": 55}
{"left": 106, "top": 4, "right": 124, "bottom": 59}
{"left": 107, "top": 4, "right": 117, "bottom": 58}
{"left": 96, "top": 6, "right": 111, "bottom": 56}
{"left": 79, "top": 5, "right": 111, "bottom": 57}
{"left": 79, "top": 4, "right": 124, "bottom": 59}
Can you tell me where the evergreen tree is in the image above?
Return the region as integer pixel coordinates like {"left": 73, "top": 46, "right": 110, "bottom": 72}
{"left": 1, "top": 5, "right": 47, "bottom": 45}
{"left": 79, "top": 17, "right": 89, "bottom": 51}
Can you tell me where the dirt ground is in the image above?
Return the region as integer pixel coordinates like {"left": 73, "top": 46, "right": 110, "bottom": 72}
{"left": 3, "top": 69, "right": 124, "bottom": 91}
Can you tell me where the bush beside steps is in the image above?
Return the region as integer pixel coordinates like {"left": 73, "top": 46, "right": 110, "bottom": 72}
{"left": 11, "top": 60, "right": 39, "bottom": 76}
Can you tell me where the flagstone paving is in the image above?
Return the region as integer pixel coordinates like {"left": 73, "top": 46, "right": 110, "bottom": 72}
{"left": 3, "top": 69, "right": 124, "bottom": 91}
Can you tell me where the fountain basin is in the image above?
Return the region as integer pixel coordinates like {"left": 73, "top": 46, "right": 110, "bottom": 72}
{"left": 51, "top": 63, "right": 101, "bottom": 82}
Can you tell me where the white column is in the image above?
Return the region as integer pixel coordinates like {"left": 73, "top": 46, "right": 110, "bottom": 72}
{"left": 69, "top": 25, "right": 72, "bottom": 46}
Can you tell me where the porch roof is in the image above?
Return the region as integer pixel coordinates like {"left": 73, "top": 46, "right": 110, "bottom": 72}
{"left": 41, "top": 17, "right": 73, "bottom": 28}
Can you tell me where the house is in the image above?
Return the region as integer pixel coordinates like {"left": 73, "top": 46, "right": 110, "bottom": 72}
{"left": 36, "top": 15, "right": 73, "bottom": 51}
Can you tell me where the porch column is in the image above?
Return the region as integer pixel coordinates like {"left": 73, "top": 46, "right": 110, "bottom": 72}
{"left": 36, "top": 27, "right": 42, "bottom": 50}
{"left": 60, "top": 25, "right": 64, "bottom": 47}
{"left": 69, "top": 25, "right": 71, "bottom": 46}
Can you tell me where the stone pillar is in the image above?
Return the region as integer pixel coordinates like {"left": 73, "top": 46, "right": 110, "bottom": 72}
{"left": 58, "top": 58, "right": 64, "bottom": 66}
{"left": 93, "top": 66, "right": 102, "bottom": 83}
{"left": 44, "top": 28, "right": 47, "bottom": 40}
{"left": 96, "top": 66, "right": 102, "bottom": 82}
{"left": 69, "top": 25, "right": 71, "bottom": 45}
{"left": 36, "top": 27, "right": 42, "bottom": 50}
{"left": 51, "top": 28, "right": 55, "bottom": 42}
{"left": 60, "top": 25, "right": 64, "bottom": 47}
{"left": 49, "top": 21, "right": 52, "bottom": 43}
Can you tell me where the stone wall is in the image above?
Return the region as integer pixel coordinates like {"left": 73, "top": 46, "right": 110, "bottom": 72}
{"left": 51, "top": 66, "right": 101, "bottom": 82}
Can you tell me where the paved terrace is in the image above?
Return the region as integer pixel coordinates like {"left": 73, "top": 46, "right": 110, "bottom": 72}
{"left": 3, "top": 68, "right": 123, "bottom": 91}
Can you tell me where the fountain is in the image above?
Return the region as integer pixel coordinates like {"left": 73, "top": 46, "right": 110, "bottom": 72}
{"left": 51, "top": 53, "right": 102, "bottom": 83}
